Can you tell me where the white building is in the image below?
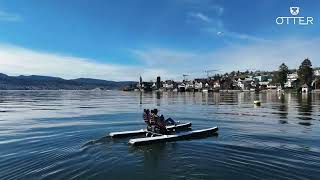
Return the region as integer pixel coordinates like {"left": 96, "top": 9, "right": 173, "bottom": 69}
{"left": 178, "top": 83, "right": 186, "bottom": 91}
{"left": 194, "top": 82, "right": 203, "bottom": 90}
{"left": 163, "top": 83, "right": 174, "bottom": 89}
{"left": 287, "top": 72, "right": 298, "bottom": 79}
{"left": 267, "top": 84, "right": 277, "bottom": 89}
{"left": 259, "top": 81, "right": 270, "bottom": 86}
{"left": 285, "top": 72, "right": 298, "bottom": 88}
{"left": 213, "top": 81, "right": 220, "bottom": 88}
{"left": 301, "top": 84, "right": 311, "bottom": 93}
{"left": 314, "top": 69, "right": 320, "bottom": 77}
{"left": 152, "top": 83, "right": 157, "bottom": 88}
{"left": 237, "top": 81, "right": 245, "bottom": 89}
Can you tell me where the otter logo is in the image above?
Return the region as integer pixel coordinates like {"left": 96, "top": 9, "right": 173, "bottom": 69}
{"left": 290, "top": 7, "right": 300, "bottom": 16}
{"left": 276, "top": 7, "right": 314, "bottom": 25}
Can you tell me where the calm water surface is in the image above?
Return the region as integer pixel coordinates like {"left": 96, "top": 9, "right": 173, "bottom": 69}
{"left": 0, "top": 90, "right": 319, "bottom": 179}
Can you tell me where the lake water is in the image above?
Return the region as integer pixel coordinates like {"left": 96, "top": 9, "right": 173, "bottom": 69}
{"left": 0, "top": 90, "right": 319, "bottom": 179}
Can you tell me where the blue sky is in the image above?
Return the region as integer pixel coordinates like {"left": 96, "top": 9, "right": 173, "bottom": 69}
{"left": 0, "top": 0, "right": 319, "bottom": 80}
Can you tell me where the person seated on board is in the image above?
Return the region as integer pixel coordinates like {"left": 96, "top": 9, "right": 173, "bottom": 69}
{"left": 149, "top": 109, "right": 160, "bottom": 133}
{"left": 144, "top": 109, "right": 158, "bottom": 132}
{"left": 157, "top": 116, "right": 168, "bottom": 135}
{"left": 143, "top": 109, "right": 151, "bottom": 125}
{"left": 152, "top": 109, "right": 170, "bottom": 135}
{"left": 151, "top": 109, "right": 160, "bottom": 126}
{"left": 147, "top": 109, "right": 176, "bottom": 135}
{"left": 143, "top": 109, "right": 152, "bottom": 131}
{"left": 159, "top": 114, "right": 177, "bottom": 125}
{"left": 149, "top": 109, "right": 157, "bottom": 125}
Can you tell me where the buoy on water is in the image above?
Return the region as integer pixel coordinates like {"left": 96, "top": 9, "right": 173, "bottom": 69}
{"left": 253, "top": 100, "right": 261, "bottom": 106}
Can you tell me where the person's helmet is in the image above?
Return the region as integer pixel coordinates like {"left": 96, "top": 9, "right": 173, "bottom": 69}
{"left": 154, "top": 109, "right": 158, "bottom": 114}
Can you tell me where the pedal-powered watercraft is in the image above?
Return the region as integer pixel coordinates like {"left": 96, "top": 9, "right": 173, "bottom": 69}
{"left": 109, "top": 122, "right": 192, "bottom": 138}
{"left": 128, "top": 126, "right": 218, "bottom": 146}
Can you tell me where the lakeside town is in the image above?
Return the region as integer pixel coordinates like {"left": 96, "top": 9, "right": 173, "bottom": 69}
{"left": 126, "top": 58, "right": 320, "bottom": 93}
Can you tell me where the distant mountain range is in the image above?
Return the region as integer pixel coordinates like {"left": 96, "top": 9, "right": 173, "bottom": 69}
{"left": 0, "top": 73, "right": 137, "bottom": 90}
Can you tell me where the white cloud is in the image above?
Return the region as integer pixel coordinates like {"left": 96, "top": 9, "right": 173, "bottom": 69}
{"left": 211, "top": 38, "right": 320, "bottom": 71}
{"left": 0, "top": 11, "right": 21, "bottom": 22}
{"left": 189, "top": 12, "right": 212, "bottom": 23}
{"left": 1, "top": 38, "right": 319, "bottom": 82}
{"left": 207, "top": 28, "right": 268, "bottom": 42}
{"left": 188, "top": 12, "right": 262, "bottom": 42}
{"left": 183, "top": 1, "right": 261, "bottom": 42}
{"left": 181, "top": 0, "right": 224, "bottom": 16}
{"left": 185, "top": 2, "right": 263, "bottom": 42}
{"left": 133, "top": 38, "right": 320, "bottom": 79}
{"left": 0, "top": 44, "right": 174, "bottom": 81}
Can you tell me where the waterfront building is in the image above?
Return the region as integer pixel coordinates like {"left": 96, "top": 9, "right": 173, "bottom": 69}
{"left": 194, "top": 81, "right": 203, "bottom": 91}
{"left": 267, "top": 84, "right": 277, "bottom": 90}
{"left": 156, "top": 76, "right": 161, "bottom": 90}
{"left": 178, "top": 83, "right": 186, "bottom": 92}
{"left": 163, "top": 80, "right": 175, "bottom": 91}
{"left": 301, "top": 84, "right": 311, "bottom": 93}
{"left": 237, "top": 81, "right": 245, "bottom": 90}
{"left": 141, "top": 82, "right": 153, "bottom": 91}
{"left": 259, "top": 81, "right": 270, "bottom": 86}
{"left": 185, "top": 81, "right": 195, "bottom": 92}
{"left": 314, "top": 69, "right": 320, "bottom": 77}
{"left": 213, "top": 81, "right": 220, "bottom": 88}
{"left": 285, "top": 72, "right": 298, "bottom": 88}
{"left": 234, "top": 77, "right": 255, "bottom": 90}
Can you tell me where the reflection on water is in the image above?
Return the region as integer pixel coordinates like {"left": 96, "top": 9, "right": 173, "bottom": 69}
{"left": 278, "top": 93, "right": 288, "bottom": 122}
{"left": 0, "top": 90, "right": 319, "bottom": 179}
{"left": 297, "top": 94, "right": 313, "bottom": 124}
